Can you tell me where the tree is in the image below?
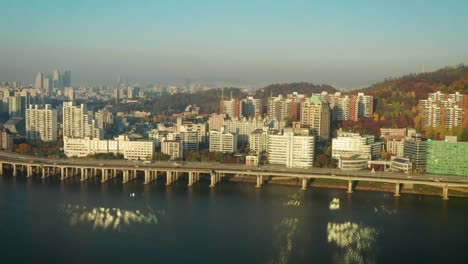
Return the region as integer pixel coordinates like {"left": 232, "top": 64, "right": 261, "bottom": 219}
{"left": 16, "top": 143, "right": 32, "bottom": 154}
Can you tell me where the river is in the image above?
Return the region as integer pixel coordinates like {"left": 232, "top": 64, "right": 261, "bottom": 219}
{"left": 0, "top": 174, "right": 466, "bottom": 263}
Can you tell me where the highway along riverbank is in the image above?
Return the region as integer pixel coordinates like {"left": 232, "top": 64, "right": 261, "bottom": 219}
{"left": 229, "top": 175, "right": 468, "bottom": 198}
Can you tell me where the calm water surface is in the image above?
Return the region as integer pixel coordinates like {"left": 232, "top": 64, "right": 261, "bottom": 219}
{"left": 0, "top": 174, "right": 467, "bottom": 263}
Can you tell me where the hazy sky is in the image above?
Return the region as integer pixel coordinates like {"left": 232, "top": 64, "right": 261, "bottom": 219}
{"left": 1, "top": 0, "right": 467, "bottom": 88}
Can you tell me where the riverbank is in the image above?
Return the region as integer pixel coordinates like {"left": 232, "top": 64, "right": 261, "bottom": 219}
{"left": 228, "top": 175, "right": 468, "bottom": 198}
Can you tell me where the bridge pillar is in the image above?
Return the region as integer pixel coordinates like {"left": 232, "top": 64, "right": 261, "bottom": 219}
{"left": 442, "top": 186, "right": 449, "bottom": 200}
{"left": 166, "top": 171, "right": 173, "bottom": 186}
{"left": 188, "top": 172, "right": 194, "bottom": 187}
{"left": 41, "top": 167, "right": 46, "bottom": 179}
{"left": 122, "top": 170, "right": 129, "bottom": 183}
{"left": 301, "top": 177, "right": 308, "bottom": 191}
{"left": 80, "top": 168, "right": 85, "bottom": 181}
{"left": 347, "top": 180, "right": 353, "bottom": 194}
{"left": 60, "top": 167, "right": 65, "bottom": 180}
{"left": 0, "top": 162, "right": 3, "bottom": 175}
{"left": 144, "top": 170, "right": 150, "bottom": 184}
{"left": 101, "top": 169, "right": 107, "bottom": 183}
{"left": 13, "top": 164, "right": 17, "bottom": 177}
{"left": 26, "top": 165, "right": 32, "bottom": 177}
{"left": 394, "top": 183, "right": 401, "bottom": 197}
{"left": 209, "top": 173, "right": 216, "bottom": 188}
{"left": 255, "top": 175, "right": 263, "bottom": 188}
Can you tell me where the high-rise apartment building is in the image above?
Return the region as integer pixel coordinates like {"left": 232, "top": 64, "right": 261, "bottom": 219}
{"left": 8, "top": 96, "right": 26, "bottom": 118}
{"left": 209, "top": 129, "right": 237, "bottom": 152}
{"left": 62, "top": 101, "right": 102, "bottom": 139}
{"left": 268, "top": 129, "right": 315, "bottom": 168}
{"left": 26, "top": 104, "right": 57, "bottom": 142}
{"left": 312, "top": 92, "right": 373, "bottom": 121}
{"left": 418, "top": 91, "right": 468, "bottom": 129}
{"left": 0, "top": 128, "right": 14, "bottom": 150}
{"left": 64, "top": 87, "right": 74, "bottom": 100}
{"left": 220, "top": 98, "right": 240, "bottom": 118}
{"left": 62, "top": 70, "right": 71, "bottom": 87}
{"left": 300, "top": 96, "right": 330, "bottom": 140}
{"left": 43, "top": 77, "right": 51, "bottom": 93}
{"left": 249, "top": 128, "right": 270, "bottom": 153}
{"left": 350, "top": 93, "right": 374, "bottom": 121}
{"left": 208, "top": 113, "right": 226, "bottom": 131}
{"left": 267, "top": 95, "right": 300, "bottom": 122}
{"left": 239, "top": 97, "right": 261, "bottom": 118}
{"left": 34, "top": 72, "right": 43, "bottom": 89}
{"left": 52, "top": 69, "right": 61, "bottom": 90}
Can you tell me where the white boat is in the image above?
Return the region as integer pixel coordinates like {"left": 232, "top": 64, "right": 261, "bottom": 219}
{"left": 329, "top": 198, "right": 340, "bottom": 210}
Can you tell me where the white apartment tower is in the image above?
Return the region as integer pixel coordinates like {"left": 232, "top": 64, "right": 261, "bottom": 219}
{"left": 209, "top": 129, "right": 238, "bottom": 152}
{"left": 26, "top": 104, "right": 57, "bottom": 142}
{"left": 268, "top": 130, "right": 315, "bottom": 168}
{"left": 62, "top": 101, "right": 102, "bottom": 139}
{"left": 300, "top": 96, "right": 330, "bottom": 140}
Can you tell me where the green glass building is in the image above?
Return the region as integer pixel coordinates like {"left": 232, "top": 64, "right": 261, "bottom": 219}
{"left": 426, "top": 140, "right": 468, "bottom": 177}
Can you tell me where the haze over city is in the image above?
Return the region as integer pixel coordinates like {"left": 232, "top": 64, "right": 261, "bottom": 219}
{"left": 2, "top": 0, "right": 467, "bottom": 88}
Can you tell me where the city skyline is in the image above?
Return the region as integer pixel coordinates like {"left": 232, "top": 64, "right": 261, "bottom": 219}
{"left": 1, "top": 0, "right": 467, "bottom": 89}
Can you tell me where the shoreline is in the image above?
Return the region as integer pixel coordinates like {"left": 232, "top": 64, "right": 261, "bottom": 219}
{"left": 228, "top": 175, "right": 468, "bottom": 198}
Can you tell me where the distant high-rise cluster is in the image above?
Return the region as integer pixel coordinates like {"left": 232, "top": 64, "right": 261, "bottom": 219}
{"left": 35, "top": 69, "right": 71, "bottom": 93}
{"left": 418, "top": 91, "right": 468, "bottom": 130}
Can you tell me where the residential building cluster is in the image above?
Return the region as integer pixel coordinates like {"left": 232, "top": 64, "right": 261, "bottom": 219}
{"left": 1, "top": 80, "right": 467, "bottom": 176}
{"left": 419, "top": 91, "right": 468, "bottom": 129}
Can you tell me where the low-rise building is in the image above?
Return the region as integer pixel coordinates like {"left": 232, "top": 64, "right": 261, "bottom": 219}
{"left": 337, "top": 154, "right": 368, "bottom": 170}
{"left": 332, "top": 130, "right": 380, "bottom": 160}
{"left": 64, "top": 136, "right": 154, "bottom": 160}
{"left": 161, "top": 140, "right": 183, "bottom": 160}
{"left": 245, "top": 155, "right": 259, "bottom": 166}
{"left": 389, "top": 156, "right": 412, "bottom": 173}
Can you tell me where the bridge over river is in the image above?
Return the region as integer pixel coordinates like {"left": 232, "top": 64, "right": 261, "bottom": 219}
{"left": 1, "top": 152, "right": 467, "bottom": 200}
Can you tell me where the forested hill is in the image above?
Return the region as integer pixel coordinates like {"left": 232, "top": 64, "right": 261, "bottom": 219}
{"left": 136, "top": 83, "right": 338, "bottom": 115}
{"left": 141, "top": 87, "right": 246, "bottom": 115}
{"left": 357, "top": 64, "right": 468, "bottom": 100}
{"left": 340, "top": 65, "right": 468, "bottom": 138}
{"left": 255, "top": 82, "right": 338, "bottom": 98}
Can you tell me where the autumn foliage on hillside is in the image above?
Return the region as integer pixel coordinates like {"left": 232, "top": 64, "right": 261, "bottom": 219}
{"left": 341, "top": 65, "right": 468, "bottom": 137}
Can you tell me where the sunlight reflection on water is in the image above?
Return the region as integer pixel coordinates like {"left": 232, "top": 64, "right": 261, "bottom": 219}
{"left": 327, "top": 222, "right": 379, "bottom": 264}
{"left": 62, "top": 204, "right": 162, "bottom": 231}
